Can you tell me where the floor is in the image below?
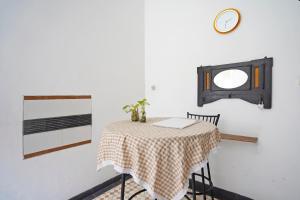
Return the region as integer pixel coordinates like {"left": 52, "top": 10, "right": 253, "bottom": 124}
{"left": 93, "top": 178, "right": 217, "bottom": 200}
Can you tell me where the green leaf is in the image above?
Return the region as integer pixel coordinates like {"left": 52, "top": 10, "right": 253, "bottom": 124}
{"left": 122, "top": 105, "right": 129, "bottom": 110}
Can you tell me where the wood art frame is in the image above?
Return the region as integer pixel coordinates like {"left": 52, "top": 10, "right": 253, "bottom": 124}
{"left": 197, "top": 57, "right": 273, "bottom": 109}
{"left": 23, "top": 95, "right": 92, "bottom": 159}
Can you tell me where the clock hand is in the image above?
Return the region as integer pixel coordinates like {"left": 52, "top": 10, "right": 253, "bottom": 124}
{"left": 224, "top": 17, "right": 233, "bottom": 29}
{"left": 225, "top": 18, "right": 232, "bottom": 23}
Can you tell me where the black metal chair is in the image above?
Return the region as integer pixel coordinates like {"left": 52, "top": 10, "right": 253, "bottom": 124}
{"left": 187, "top": 112, "right": 220, "bottom": 200}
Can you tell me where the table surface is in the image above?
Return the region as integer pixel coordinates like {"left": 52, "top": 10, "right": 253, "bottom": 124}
{"left": 97, "top": 117, "right": 221, "bottom": 200}
{"left": 102, "top": 117, "right": 217, "bottom": 138}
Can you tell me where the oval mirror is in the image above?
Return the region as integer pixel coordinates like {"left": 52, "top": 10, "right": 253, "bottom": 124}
{"left": 214, "top": 69, "right": 248, "bottom": 89}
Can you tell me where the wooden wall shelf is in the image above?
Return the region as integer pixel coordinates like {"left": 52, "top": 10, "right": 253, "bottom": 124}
{"left": 220, "top": 133, "right": 258, "bottom": 143}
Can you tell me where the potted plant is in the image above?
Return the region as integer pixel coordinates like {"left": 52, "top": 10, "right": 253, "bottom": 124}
{"left": 122, "top": 103, "right": 140, "bottom": 122}
{"left": 137, "top": 98, "right": 150, "bottom": 123}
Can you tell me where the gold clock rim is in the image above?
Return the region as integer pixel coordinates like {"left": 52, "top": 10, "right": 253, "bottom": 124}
{"left": 213, "top": 8, "right": 241, "bottom": 34}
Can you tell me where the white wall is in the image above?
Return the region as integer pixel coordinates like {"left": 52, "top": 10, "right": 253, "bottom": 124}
{"left": 0, "top": 0, "right": 144, "bottom": 199}
{"left": 145, "top": 0, "right": 300, "bottom": 199}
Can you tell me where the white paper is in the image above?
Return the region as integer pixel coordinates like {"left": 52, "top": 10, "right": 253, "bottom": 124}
{"left": 152, "top": 118, "right": 198, "bottom": 129}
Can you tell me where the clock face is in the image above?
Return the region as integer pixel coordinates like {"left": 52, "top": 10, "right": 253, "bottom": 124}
{"left": 214, "top": 9, "right": 240, "bottom": 33}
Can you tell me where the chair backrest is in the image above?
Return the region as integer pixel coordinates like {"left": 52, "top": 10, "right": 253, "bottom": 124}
{"left": 187, "top": 112, "right": 220, "bottom": 126}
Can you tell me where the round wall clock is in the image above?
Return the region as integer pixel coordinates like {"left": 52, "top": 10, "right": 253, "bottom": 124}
{"left": 214, "top": 8, "right": 240, "bottom": 34}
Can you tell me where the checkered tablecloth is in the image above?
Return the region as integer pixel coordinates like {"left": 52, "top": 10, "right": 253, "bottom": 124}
{"left": 97, "top": 118, "right": 221, "bottom": 200}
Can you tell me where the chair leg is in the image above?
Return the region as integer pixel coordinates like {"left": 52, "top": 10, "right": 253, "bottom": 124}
{"left": 207, "top": 162, "right": 214, "bottom": 200}
{"left": 192, "top": 173, "right": 196, "bottom": 200}
{"left": 201, "top": 168, "right": 206, "bottom": 200}
{"left": 121, "top": 174, "right": 126, "bottom": 200}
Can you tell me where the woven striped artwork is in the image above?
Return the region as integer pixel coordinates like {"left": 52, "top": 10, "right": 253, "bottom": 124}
{"left": 23, "top": 95, "right": 92, "bottom": 159}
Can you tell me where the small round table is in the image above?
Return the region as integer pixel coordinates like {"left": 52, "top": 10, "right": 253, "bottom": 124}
{"left": 97, "top": 118, "right": 221, "bottom": 200}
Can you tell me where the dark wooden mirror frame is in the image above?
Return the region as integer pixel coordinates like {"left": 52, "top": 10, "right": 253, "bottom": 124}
{"left": 197, "top": 57, "right": 273, "bottom": 109}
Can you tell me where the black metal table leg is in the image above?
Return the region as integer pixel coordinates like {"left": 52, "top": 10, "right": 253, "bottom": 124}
{"left": 121, "top": 174, "right": 126, "bottom": 200}
{"left": 207, "top": 162, "right": 214, "bottom": 200}
{"left": 192, "top": 173, "right": 196, "bottom": 200}
{"left": 128, "top": 189, "right": 146, "bottom": 200}
{"left": 201, "top": 168, "right": 206, "bottom": 200}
